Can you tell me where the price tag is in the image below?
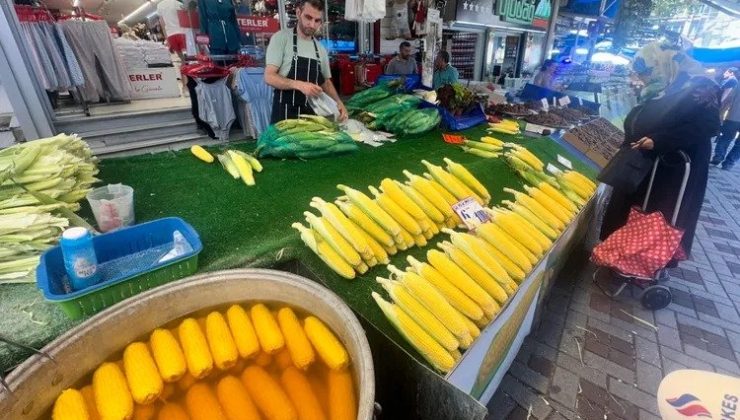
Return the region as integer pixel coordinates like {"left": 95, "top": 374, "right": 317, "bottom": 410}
{"left": 452, "top": 197, "right": 490, "bottom": 230}
{"left": 442, "top": 133, "right": 465, "bottom": 144}
{"left": 558, "top": 96, "right": 571, "bottom": 107}
{"left": 546, "top": 163, "right": 563, "bottom": 176}
{"left": 557, "top": 154, "right": 573, "bottom": 169}
{"left": 540, "top": 98, "right": 549, "bottom": 111}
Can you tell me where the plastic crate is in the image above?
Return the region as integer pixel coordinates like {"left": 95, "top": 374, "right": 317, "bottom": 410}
{"left": 37, "top": 217, "right": 202, "bottom": 320}
{"left": 420, "top": 101, "right": 487, "bottom": 131}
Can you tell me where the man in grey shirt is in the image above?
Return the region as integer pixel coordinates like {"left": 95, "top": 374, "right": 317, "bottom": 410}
{"left": 385, "top": 41, "right": 417, "bottom": 75}
{"left": 711, "top": 84, "right": 740, "bottom": 170}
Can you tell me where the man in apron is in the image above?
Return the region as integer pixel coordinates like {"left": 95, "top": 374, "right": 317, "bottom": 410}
{"left": 264, "top": 0, "right": 348, "bottom": 123}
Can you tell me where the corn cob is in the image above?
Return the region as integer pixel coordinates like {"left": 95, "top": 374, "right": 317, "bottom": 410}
{"left": 461, "top": 146, "right": 500, "bottom": 158}
{"left": 281, "top": 367, "right": 326, "bottom": 420}
{"left": 53, "top": 389, "right": 90, "bottom": 420}
{"left": 160, "top": 383, "right": 176, "bottom": 401}
{"left": 149, "top": 328, "right": 187, "bottom": 383}
{"left": 158, "top": 403, "right": 189, "bottom": 420}
{"left": 443, "top": 158, "right": 491, "bottom": 203}
{"left": 421, "top": 160, "right": 482, "bottom": 203}
{"left": 133, "top": 404, "right": 157, "bottom": 420}
{"left": 277, "top": 307, "right": 315, "bottom": 370}
{"left": 369, "top": 186, "right": 422, "bottom": 235}
{"left": 538, "top": 182, "right": 578, "bottom": 213}
{"left": 395, "top": 228, "right": 412, "bottom": 250}
{"left": 402, "top": 170, "right": 454, "bottom": 217}
{"left": 441, "top": 229, "right": 516, "bottom": 295}
{"left": 423, "top": 174, "right": 459, "bottom": 205}
{"left": 310, "top": 197, "right": 372, "bottom": 261}
{"left": 564, "top": 170, "right": 597, "bottom": 192}
{"left": 228, "top": 151, "right": 255, "bottom": 186}
{"left": 480, "top": 136, "right": 505, "bottom": 146}
{"left": 493, "top": 207, "right": 552, "bottom": 251}
{"left": 80, "top": 386, "right": 101, "bottom": 420}
{"left": 504, "top": 188, "right": 564, "bottom": 231}
{"left": 388, "top": 265, "right": 470, "bottom": 342}
{"left": 205, "top": 312, "right": 239, "bottom": 370}
{"left": 511, "top": 146, "right": 544, "bottom": 171}
{"left": 275, "top": 347, "right": 293, "bottom": 370}
{"left": 463, "top": 140, "right": 504, "bottom": 153}
{"left": 523, "top": 185, "right": 572, "bottom": 224}
{"left": 558, "top": 181, "right": 588, "bottom": 206}
{"left": 190, "top": 145, "right": 214, "bottom": 163}
{"left": 426, "top": 249, "right": 498, "bottom": 318}
{"left": 384, "top": 243, "right": 398, "bottom": 256}
{"left": 377, "top": 277, "right": 460, "bottom": 351}
{"left": 122, "top": 342, "right": 164, "bottom": 405}
{"left": 185, "top": 383, "right": 227, "bottom": 420}
{"left": 304, "top": 316, "right": 349, "bottom": 370}
{"left": 559, "top": 174, "right": 592, "bottom": 199}
{"left": 460, "top": 314, "right": 481, "bottom": 339}
{"left": 177, "top": 372, "right": 197, "bottom": 392}
{"left": 235, "top": 151, "right": 263, "bottom": 172}
{"left": 486, "top": 209, "right": 545, "bottom": 256}
{"left": 397, "top": 181, "right": 445, "bottom": 223}
{"left": 476, "top": 223, "right": 532, "bottom": 273}
{"left": 336, "top": 184, "right": 402, "bottom": 238}
{"left": 482, "top": 242, "right": 525, "bottom": 285}
{"left": 372, "top": 292, "right": 456, "bottom": 372}
{"left": 327, "top": 369, "right": 357, "bottom": 420}
{"left": 422, "top": 227, "right": 434, "bottom": 240}
{"left": 488, "top": 124, "right": 519, "bottom": 135}
{"left": 241, "top": 366, "right": 297, "bottom": 420}
{"left": 406, "top": 256, "right": 484, "bottom": 321}
{"left": 292, "top": 223, "right": 356, "bottom": 280}
{"left": 304, "top": 212, "right": 363, "bottom": 267}
{"left": 225, "top": 304, "right": 261, "bottom": 359}
{"left": 501, "top": 200, "right": 559, "bottom": 239}
{"left": 413, "top": 233, "right": 427, "bottom": 247}
{"left": 437, "top": 241, "right": 509, "bottom": 304}
{"left": 335, "top": 200, "right": 395, "bottom": 247}
{"left": 178, "top": 318, "right": 214, "bottom": 379}
{"left": 250, "top": 303, "right": 285, "bottom": 354}
{"left": 380, "top": 178, "right": 428, "bottom": 221}
{"left": 216, "top": 375, "right": 261, "bottom": 420}
{"left": 93, "top": 362, "right": 134, "bottom": 420}
{"left": 357, "top": 228, "right": 389, "bottom": 264}
{"left": 254, "top": 352, "right": 273, "bottom": 367}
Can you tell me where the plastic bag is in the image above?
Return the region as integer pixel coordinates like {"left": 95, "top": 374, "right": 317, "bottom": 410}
{"left": 342, "top": 119, "right": 395, "bottom": 146}
{"left": 308, "top": 92, "right": 339, "bottom": 119}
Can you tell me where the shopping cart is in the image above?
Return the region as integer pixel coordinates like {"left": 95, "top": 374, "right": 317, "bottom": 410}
{"left": 592, "top": 150, "right": 691, "bottom": 310}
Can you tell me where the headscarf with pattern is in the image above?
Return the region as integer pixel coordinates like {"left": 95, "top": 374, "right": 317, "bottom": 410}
{"left": 632, "top": 41, "right": 706, "bottom": 102}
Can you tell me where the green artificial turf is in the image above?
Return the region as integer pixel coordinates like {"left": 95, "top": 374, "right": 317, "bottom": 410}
{"left": 0, "top": 124, "right": 596, "bottom": 373}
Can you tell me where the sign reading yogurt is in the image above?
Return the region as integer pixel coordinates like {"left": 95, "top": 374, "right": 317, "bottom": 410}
{"left": 126, "top": 68, "right": 180, "bottom": 100}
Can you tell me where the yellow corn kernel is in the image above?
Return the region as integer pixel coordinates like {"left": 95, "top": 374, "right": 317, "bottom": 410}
{"left": 178, "top": 318, "right": 214, "bottom": 379}
{"left": 275, "top": 347, "right": 293, "bottom": 370}
{"left": 505, "top": 188, "right": 564, "bottom": 231}
{"left": 281, "top": 367, "right": 326, "bottom": 420}
{"left": 53, "top": 389, "right": 90, "bottom": 420}
{"left": 251, "top": 303, "right": 285, "bottom": 354}
{"left": 177, "top": 373, "right": 197, "bottom": 393}
{"left": 403, "top": 170, "right": 454, "bottom": 218}
{"left": 80, "top": 386, "right": 101, "bottom": 420}
{"left": 133, "top": 404, "right": 157, "bottom": 420}
{"left": 303, "top": 316, "right": 349, "bottom": 370}
{"left": 190, "top": 145, "right": 214, "bottom": 163}
{"left": 327, "top": 369, "right": 356, "bottom": 420}
{"left": 438, "top": 241, "right": 509, "bottom": 304}
{"left": 185, "top": 383, "right": 227, "bottom": 420}
{"left": 277, "top": 307, "right": 315, "bottom": 370}
{"left": 292, "top": 223, "right": 356, "bottom": 280}
{"left": 216, "top": 375, "right": 261, "bottom": 420}
{"left": 225, "top": 304, "right": 260, "bottom": 359}
{"left": 460, "top": 313, "right": 481, "bottom": 339}
{"left": 254, "top": 351, "right": 273, "bottom": 367}
{"left": 426, "top": 250, "right": 498, "bottom": 318}
{"left": 123, "top": 342, "right": 164, "bottom": 405}
{"left": 524, "top": 185, "right": 572, "bottom": 224}
{"left": 421, "top": 160, "right": 483, "bottom": 203}
{"left": 311, "top": 197, "right": 373, "bottom": 261}
{"left": 476, "top": 223, "right": 533, "bottom": 272}
{"left": 93, "top": 362, "right": 134, "bottom": 420}
{"left": 398, "top": 181, "right": 446, "bottom": 223}
{"left": 443, "top": 158, "right": 491, "bottom": 202}
{"left": 228, "top": 150, "right": 255, "bottom": 186}
{"left": 241, "top": 366, "right": 297, "bottom": 420}
{"left": 370, "top": 186, "right": 422, "bottom": 235}
{"left": 359, "top": 228, "right": 389, "bottom": 264}
{"left": 149, "top": 329, "right": 186, "bottom": 383}
{"left": 441, "top": 230, "right": 516, "bottom": 295}
{"left": 157, "top": 402, "right": 189, "bottom": 420}
{"left": 336, "top": 184, "right": 402, "bottom": 237}
{"left": 488, "top": 209, "right": 545, "bottom": 257}
{"left": 304, "top": 212, "right": 363, "bottom": 267}
{"left": 499, "top": 208, "right": 553, "bottom": 251}
{"left": 512, "top": 146, "right": 544, "bottom": 171}
{"left": 205, "top": 311, "right": 239, "bottom": 370}
{"left": 335, "top": 200, "right": 395, "bottom": 248}
{"left": 494, "top": 222, "right": 539, "bottom": 265}
{"left": 538, "top": 182, "right": 578, "bottom": 213}
{"left": 380, "top": 178, "right": 428, "bottom": 221}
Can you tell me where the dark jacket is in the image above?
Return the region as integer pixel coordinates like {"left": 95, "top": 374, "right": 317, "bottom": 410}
{"left": 600, "top": 77, "right": 721, "bottom": 260}
{"left": 198, "top": 0, "right": 241, "bottom": 54}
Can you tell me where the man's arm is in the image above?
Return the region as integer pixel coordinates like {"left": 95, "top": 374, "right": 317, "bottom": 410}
{"left": 265, "top": 65, "right": 322, "bottom": 97}
{"left": 321, "top": 78, "right": 348, "bottom": 121}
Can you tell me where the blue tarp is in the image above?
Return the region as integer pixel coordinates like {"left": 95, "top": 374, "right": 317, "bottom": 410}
{"left": 690, "top": 46, "right": 740, "bottom": 64}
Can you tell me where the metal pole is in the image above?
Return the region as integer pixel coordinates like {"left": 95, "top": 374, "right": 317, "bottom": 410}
{"left": 278, "top": 0, "right": 287, "bottom": 29}
{"left": 540, "top": 0, "right": 561, "bottom": 63}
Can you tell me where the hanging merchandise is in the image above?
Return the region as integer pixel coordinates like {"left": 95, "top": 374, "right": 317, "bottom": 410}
{"left": 198, "top": 0, "right": 242, "bottom": 54}
{"left": 390, "top": 0, "right": 411, "bottom": 39}
{"left": 234, "top": 67, "right": 274, "bottom": 136}
{"left": 195, "top": 78, "right": 236, "bottom": 141}
{"left": 345, "top": 0, "right": 386, "bottom": 22}
{"left": 412, "top": 0, "right": 428, "bottom": 36}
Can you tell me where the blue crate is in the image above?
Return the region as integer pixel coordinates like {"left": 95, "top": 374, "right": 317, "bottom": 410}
{"left": 420, "top": 101, "right": 487, "bottom": 131}
{"left": 37, "top": 217, "right": 202, "bottom": 319}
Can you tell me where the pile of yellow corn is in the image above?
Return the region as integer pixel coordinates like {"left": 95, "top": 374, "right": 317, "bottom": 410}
{"left": 292, "top": 158, "right": 491, "bottom": 279}
{"left": 190, "top": 145, "right": 264, "bottom": 187}
{"left": 51, "top": 303, "right": 355, "bottom": 420}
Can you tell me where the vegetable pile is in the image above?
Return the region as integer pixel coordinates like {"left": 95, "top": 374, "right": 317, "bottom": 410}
{"left": 256, "top": 115, "right": 358, "bottom": 159}
{"left": 0, "top": 134, "right": 98, "bottom": 283}
{"left": 437, "top": 83, "right": 476, "bottom": 116}
{"left": 190, "top": 145, "right": 265, "bottom": 188}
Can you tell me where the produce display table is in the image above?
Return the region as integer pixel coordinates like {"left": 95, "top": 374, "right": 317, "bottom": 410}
{"left": 0, "top": 125, "right": 597, "bottom": 418}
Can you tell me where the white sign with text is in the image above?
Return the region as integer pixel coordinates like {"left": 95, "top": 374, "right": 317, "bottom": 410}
{"left": 126, "top": 68, "right": 180, "bottom": 100}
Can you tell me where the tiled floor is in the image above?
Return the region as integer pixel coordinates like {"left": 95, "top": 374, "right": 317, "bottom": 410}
{"left": 487, "top": 165, "right": 740, "bottom": 420}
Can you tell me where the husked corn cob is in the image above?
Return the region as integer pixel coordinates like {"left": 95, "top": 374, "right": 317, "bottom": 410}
{"left": 413, "top": 233, "right": 427, "bottom": 247}
{"left": 216, "top": 375, "right": 261, "bottom": 420}
{"left": 369, "top": 186, "right": 422, "bottom": 235}
{"left": 241, "top": 366, "right": 297, "bottom": 420}
{"left": 80, "top": 386, "right": 101, "bottom": 420}
{"left": 304, "top": 212, "right": 363, "bottom": 267}
{"left": 205, "top": 311, "right": 239, "bottom": 370}
{"left": 538, "top": 182, "right": 578, "bottom": 213}
{"left": 190, "top": 145, "right": 214, "bottom": 163}
{"left": 494, "top": 207, "right": 552, "bottom": 251}
{"left": 372, "top": 292, "right": 456, "bottom": 372}
{"left": 225, "top": 304, "right": 260, "bottom": 359}
{"left": 149, "top": 328, "right": 187, "bottom": 383}
{"left": 437, "top": 241, "right": 509, "bottom": 304}
{"left": 480, "top": 136, "right": 505, "bottom": 146}
{"left": 277, "top": 307, "right": 316, "bottom": 370}
{"left": 427, "top": 249, "right": 498, "bottom": 318}
{"left": 251, "top": 303, "right": 285, "bottom": 354}
{"left": 292, "top": 223, "right": 356, "bottom": 280}
{"left": 133, "top": 404, "right": 157, "bottom": 420}
{"left": 398, "top": 181, "right": 445, "bottom": 223}
{"left": 476, "top": 223, "right": 533, "bottom": 272}
{"left": 335, "top": 201, "right": 395, "bottom": 247}
{"left": 123, "top": 342, "right": 164, "bottom": 405}
{"left": 502, "top": 200, "right": 559, "bottom": 239}
{"left": 486, "top": 209, "right": 545, "bottom": 256}
{"left": 567, "top": 169, "right": 596, "bottom": 189}
{"left": 560, "top": 172, "right": 593, "bottom": 198}
{"left": 254, "top": 352, "right": 273, "bottom": 367}
{"left": 185, "top": 383, "right": 227, "bottom": 420}
{"left": 505, "top": 188, "right": 564, "bottom": 231}
{"left": 327, "top": 369, "right": 356, "bottom": 420}
{"left": 93, "top": 362, "right": 134, "bottom": 420}
{"left": 228, "top": 150, "right": 255, "bottom": 186}
{"left": 383, "top": 243, "right": 398, "bottom": 256}
{"left": 421, "top": 160, "right": 482, "bottom": 203}
{"left": 422, "top": 227, "right": 434, "bottom": 240}
{"left": 558, "top": 181, "right": 588, "bottom": 206}
{"left": 463, "top": 140, "right": 504, "bottom": 153}
{"left": 395, "top": 228, "right": 412, "bottom": 250}
{"left": 177, "top": 373, "right": 197, "bottom": 392}
{"left": 523, "top": 185, "right": 572, "bottom": 224}
{"left": 482, "top": 240, "right": 525, "bottom": 284}
{"left": 424, "top": 177, "right": 463, "bottom": 225}
{"left": 275, "top": 348, "right": 293, "bottom": 370}
{"left": 281, "top": 367, "right": 327, "bottom": 420}
{"left": 160, "top": 383, "right": 176, "bottom": 400}
{"left": 236, "top": 151, "right": 263, "bottom": 172}
{"left": 336, "top": 184, "right": 402, "bottom": 237}
{"left": 442, "top": 229, "right": 515, "bottom": 295}
{"left": 492, "top": 225, "right": 538, "bottom": 265}
{"left": 403, "top": 170, "right": 454, "bottom": 218}
{"left": 303, "top": 316, "right": 349, "bottom": 370}
{"left": 380, "top": 178, "right": 428, "bottom": 221}
{"left": 443, "top": 158, "right": 491, "bottom": 203}
{"left": 460, "top": 313, "right": 481, "bottom": 339}
{"left": 310, "top": 197, "right": 372, "bottom": 260}
{"left": 511, "top": 146, "right": 544, "bottom": 171}
{"left": 377, "top": 277, "right": 460, "bottom": 351}
{"left": 53, "top": 389, "right": 90, "bottom": 420}
{"left": 406, "top": 256, "right": 484, "bottom": 321}
{"left": 157, "top": 403, "right": 189, "bottom": 420}
{"left": 178, "top": 318, "right": 214, "bottom": 379}
{"left": 358, "top": 228, "right": 389, "bottom": 264}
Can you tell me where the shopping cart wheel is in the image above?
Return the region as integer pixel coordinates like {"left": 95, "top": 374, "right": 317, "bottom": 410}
{"left": 640, "top": 285, "right": 672, "bottom": 310}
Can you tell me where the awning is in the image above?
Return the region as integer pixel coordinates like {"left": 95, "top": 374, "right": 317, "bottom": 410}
{"left": 696, "top": 0, "right": 739, "bottom": 17}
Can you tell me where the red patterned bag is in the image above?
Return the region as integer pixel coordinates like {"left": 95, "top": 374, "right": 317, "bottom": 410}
{"left": 591, "top": 207, "right": 685, "bottom": 278}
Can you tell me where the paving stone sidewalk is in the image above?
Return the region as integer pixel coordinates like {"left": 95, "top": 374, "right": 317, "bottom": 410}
{"left": 487, "top": 166, "right": 740, "bottom": 420}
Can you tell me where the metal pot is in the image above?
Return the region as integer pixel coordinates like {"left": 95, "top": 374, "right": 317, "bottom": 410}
{"left": 0, "top": 269, "right": 375, "bottom": 419}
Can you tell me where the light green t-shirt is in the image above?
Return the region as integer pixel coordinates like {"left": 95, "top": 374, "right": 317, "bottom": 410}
{"left": 265, "top": 29, "right": 332, "bottom": 81}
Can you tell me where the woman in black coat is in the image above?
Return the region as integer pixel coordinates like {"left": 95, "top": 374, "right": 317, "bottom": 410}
{"left": 600, "top": 42, "right": 721, "bottom": 264}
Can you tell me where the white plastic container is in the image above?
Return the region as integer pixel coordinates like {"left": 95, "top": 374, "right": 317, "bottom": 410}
{"left": 86, "top": 184, "right": 134, "bottom": 232}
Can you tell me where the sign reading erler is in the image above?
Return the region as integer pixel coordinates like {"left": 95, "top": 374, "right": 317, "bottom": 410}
{"left": 494, "top": 0, "right": 537, "bottom": 25}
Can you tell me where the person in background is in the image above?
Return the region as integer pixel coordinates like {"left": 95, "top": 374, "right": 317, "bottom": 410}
{"left": 720, "top": 67, "right": 738, "bottom": 110}
{"left": 432, "top": 51, "right": 458, "bottom": 89}
{"left": 711, "top": 79, "right": 740, "bottom": 170}
{"left": 532, "top": 59, "right": 557, "bottom": 91}
{"left": 157, "top": 0, "right": 187, "bottom": 60}
{"left": 600, "top": 42, "right": 720, "bottom": 269}
{"left": 385, "top": 41, "right": 417, "bottom": 75}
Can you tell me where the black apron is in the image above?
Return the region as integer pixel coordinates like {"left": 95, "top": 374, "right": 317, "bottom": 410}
{"left": 270, "top": 27, "right": 325, "bottom": 123}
